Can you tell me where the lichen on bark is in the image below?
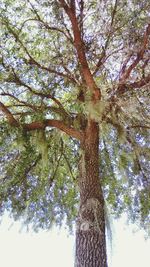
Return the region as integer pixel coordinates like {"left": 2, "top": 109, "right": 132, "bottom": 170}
{"left": 77, "top": 198, "right": 104, "bottom": 234}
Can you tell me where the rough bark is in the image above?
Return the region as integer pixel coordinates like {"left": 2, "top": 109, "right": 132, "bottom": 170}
{"left": 75, "top": 120, "right": 108, "bottom": 267}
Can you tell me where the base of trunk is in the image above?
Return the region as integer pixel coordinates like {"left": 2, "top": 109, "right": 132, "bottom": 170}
{"left": 75, "top": 229, "right": 107, "bottom": 267}
{"left": 75, "top": 198, "right": 108, "bottom": 267}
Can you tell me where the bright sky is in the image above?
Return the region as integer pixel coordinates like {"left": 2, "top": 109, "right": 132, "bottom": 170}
{"left": 0, "top": 214, "right": 150, "bottom": 267}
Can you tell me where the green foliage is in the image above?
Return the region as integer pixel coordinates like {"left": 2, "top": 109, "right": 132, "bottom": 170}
{"left": 0, "top": 0, "right": 150, "bottom": 235}
{"left": 100, "top": 119, "right": 150, "bottom": 234}
{"left": 0, "top": 122, "right": 79, "bottom": 230}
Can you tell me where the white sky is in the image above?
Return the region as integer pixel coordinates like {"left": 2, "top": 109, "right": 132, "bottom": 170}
{"left": 0, "top": 214, "right": 150, "bottom": 267}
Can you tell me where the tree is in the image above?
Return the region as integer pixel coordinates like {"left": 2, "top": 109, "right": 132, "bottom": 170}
{"left": 0, "top": 0, "right": 150, "bottom": 266}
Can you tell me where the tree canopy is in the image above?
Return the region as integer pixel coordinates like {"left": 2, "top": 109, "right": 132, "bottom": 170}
{"left": 0, "top": 0, "right": 150, "bottom": 235}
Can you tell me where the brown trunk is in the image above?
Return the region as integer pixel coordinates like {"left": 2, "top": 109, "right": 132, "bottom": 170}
{"left": 75, "top": 120, "right": 108, "bottom": 267}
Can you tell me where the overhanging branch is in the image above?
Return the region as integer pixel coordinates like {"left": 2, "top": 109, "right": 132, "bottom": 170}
{"left": 0, "top": 101, "right": 82, "bottom": 140}
{"left": 24, "top": 119, "right": 83, "bottom": 140}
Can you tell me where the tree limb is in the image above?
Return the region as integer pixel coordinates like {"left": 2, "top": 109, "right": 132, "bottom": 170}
{"left": 24, "top": 119, "right": 83, "bottom": 140}
{"left": 1, "top": 66, "right": 71, "bottom": 118}
{"left": 0, "top": 102, "right": 19, "bottom": 126}
{"left": 93, "top": 0, "right": 118, "bottom": 75}
{"left": 127, "top": 125, "right": 150, "bottom": 129}
{"left": 0, "top": 92, "right": 38, "bottom": 111}
{"left": 129, "top": 74, "right": 150, "bottom": 89}
{"left": 119, "top": 23, "right": 150, "bottom": 83}
{"left": 2, "top": 18, "right": 76, "bottom": 83}
{"left": 0, "top": 100, "right": 83, "bottom": 140}
{"left": 116, "top": 73, "right": 150, "bottom": 95}
{"left": 59, "top": 0, "right": 101, "bottom": 100}
{"left": 0, "top": 101, "right": 81, "bottom": 141}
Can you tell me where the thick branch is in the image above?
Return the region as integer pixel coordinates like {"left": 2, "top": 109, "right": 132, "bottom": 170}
{"left": 129, "top": 74, "right": 150, "bottom": 89}
{"left": 24, "top": 119, "right": 83, "bottom": 140}
{"left": 59, "top": 0, "right": 101, "bottom": 100}
{"left": 0, "top": 100, "right": 83, "bottom": 140}
{"left": 116, "top": 73, "right": 150, "bottom": 95}
{"left": 0, "top": 102, "right": 19, "bottom": 126}
{"left": 119, "top": 23, "right": 150, "bottom": 82}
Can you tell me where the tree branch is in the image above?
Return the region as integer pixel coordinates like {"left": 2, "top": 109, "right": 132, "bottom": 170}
{"left": 19, "top": 18, "right": 73, "bottom": 44}
{"left": 2, "top": 18, "right": 76, "bottom": 84}
{"left": 116, "top": 73, "right": 150, "bottom": 95}
{"left": 1, "top": 66, "right": 71, "bottom": 118}
{"left": 127, "top": 125, "right": 150, "bottom": 129}
{"left": 59, "top": 0, "right": 101, "bottom": 100}
{"left": 24, "top": 119, "right": 83, "bottom": 140}
{"left": 93, "top": 0, "right": 118, "bottom": 75}
{"left": 0, "top": 102, "right": 19, "bottom": 126}
{"left": 0, "top": 100, "right": 83, "bottom": 140}
{"left": 129, "top": 74, "right": 150, "bottom": 89}
{"left": 119, "top": 23, "right": 150, "bottom": 83}
{"left": 0, "top": 92, "right": 38, "bottom": 111}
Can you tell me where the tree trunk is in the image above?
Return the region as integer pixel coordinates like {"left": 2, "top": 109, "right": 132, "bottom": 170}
{"left": 75, "top": 120, "right": 108, "bottom": 267}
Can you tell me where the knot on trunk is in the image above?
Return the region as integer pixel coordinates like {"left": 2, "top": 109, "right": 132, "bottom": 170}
{"left": 77, "top": 198, "right": 103, "bottom": 233}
